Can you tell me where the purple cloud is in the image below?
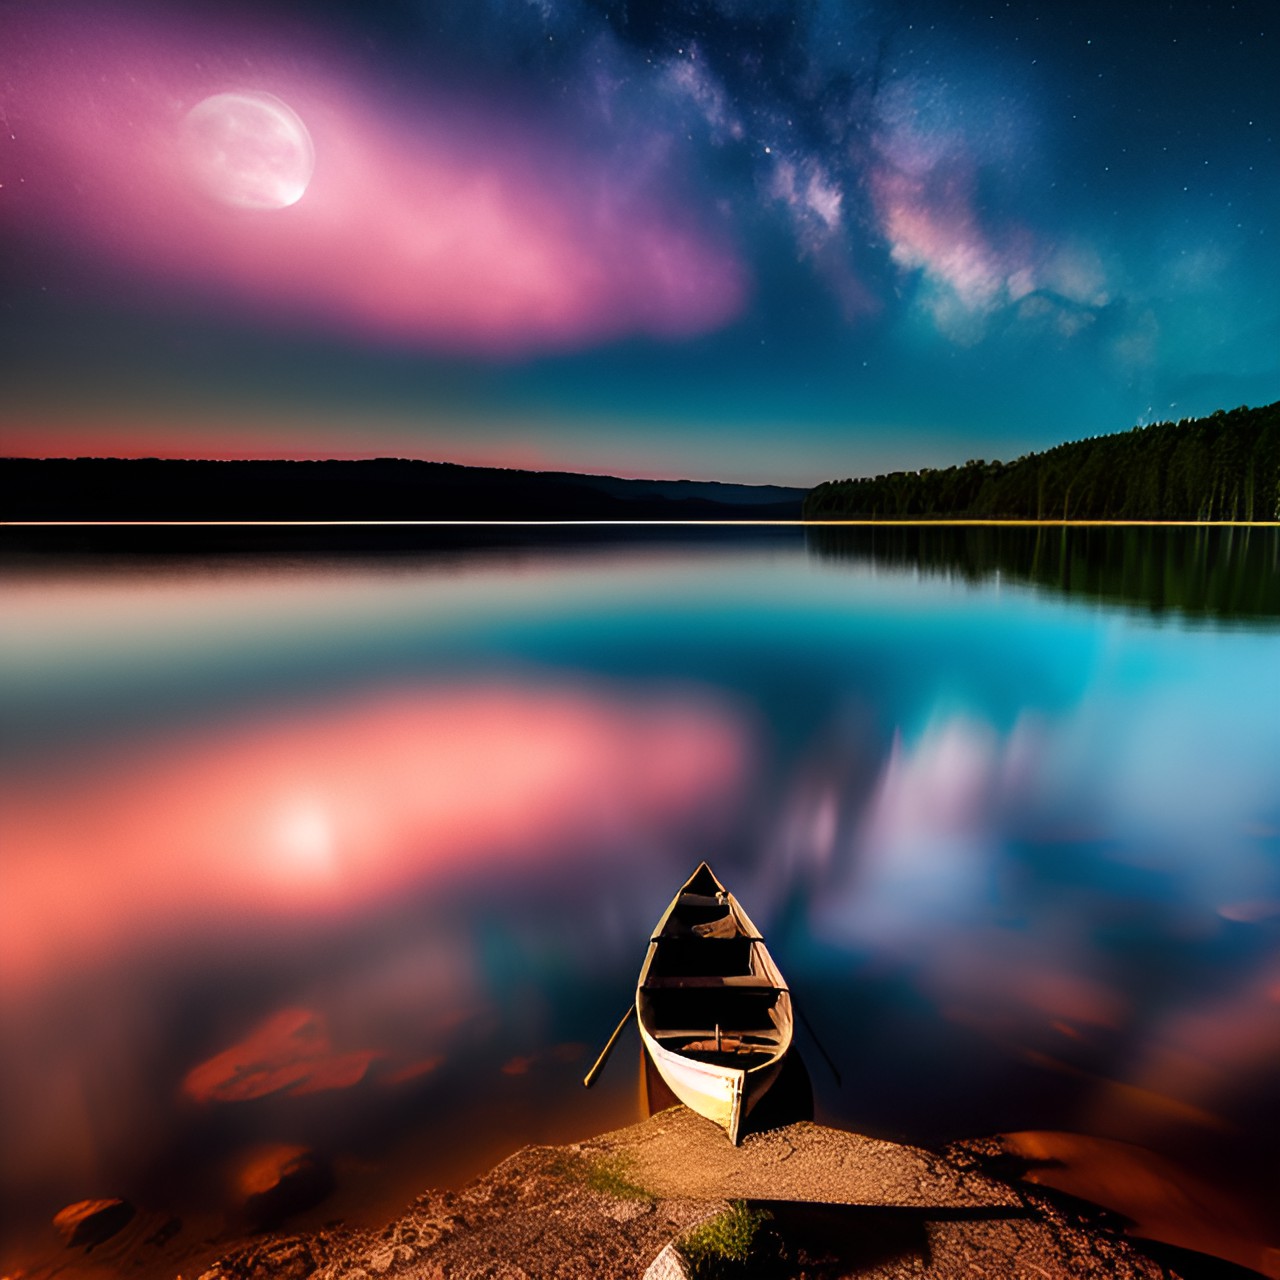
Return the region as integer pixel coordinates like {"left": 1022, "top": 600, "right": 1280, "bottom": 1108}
{"left": 3, "top": 7, "right": 747, "bottom": 355}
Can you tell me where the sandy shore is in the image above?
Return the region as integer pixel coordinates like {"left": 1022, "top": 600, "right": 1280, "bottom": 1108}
{"left": 22, "top": 1107, "right": 1258, "bottom": 1280}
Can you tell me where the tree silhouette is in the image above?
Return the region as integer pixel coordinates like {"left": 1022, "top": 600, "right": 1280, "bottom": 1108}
{"left": 804, "top": 402, "right": 1280, "bottom": 522}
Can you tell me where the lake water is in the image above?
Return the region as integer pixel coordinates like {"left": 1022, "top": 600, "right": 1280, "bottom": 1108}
{"left": 3, "top": 526, "right": 1278, "bottom": 1273}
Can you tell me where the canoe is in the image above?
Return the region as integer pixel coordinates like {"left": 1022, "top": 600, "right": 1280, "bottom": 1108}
{"left": 636, "top": 862, "right": 792, "bottom": 1144}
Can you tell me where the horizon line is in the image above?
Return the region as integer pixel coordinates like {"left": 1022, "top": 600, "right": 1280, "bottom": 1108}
{"left": 5, "top": 519, "right": 1280, "bottom": 529}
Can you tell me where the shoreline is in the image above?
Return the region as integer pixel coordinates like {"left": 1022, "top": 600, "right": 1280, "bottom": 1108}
{"left": 14, "top": 1109, "right": 1276, "bottom": 1280}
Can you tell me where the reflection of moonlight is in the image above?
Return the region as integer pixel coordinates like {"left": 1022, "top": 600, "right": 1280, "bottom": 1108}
{"left": 184, "top": 91, "right": 315, "bottom": 210}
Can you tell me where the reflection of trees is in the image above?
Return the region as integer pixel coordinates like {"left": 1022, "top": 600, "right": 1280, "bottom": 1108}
{"left": 806, "top": 524, "right": 1280, "bottom": 623}
{"left": 804, "top": 402, "right": 1280, "bottom": 522}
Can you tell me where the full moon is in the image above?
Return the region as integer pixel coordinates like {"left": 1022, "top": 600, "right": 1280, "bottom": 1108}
{"left": 183, "top": 91, "right": 315, "bottom": 210}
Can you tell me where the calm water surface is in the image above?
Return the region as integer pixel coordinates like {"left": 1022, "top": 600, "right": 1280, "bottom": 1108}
{"left": 3, "top": 528, "right": 1278, "bottom": 1269}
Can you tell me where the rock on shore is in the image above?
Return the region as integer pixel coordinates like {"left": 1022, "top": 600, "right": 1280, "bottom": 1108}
{"left": 231, "top": 1145, "right": 334, "bottom": 1230}
{"left": 52, "top": 1199, "right": 136, "bottom": 1249}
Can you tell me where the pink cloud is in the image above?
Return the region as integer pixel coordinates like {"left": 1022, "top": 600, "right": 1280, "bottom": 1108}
{"left": 769, "top": 156, "right": 844, "bottom": 234}
{"left": 1, "top": 9, "right": 745, "bottom": 353}
{"left": 767, "top": 153, "right": 877, "bottom": 320}
{"left": 873, "top": 167, "right": 1008, "bottom": 307}
{"left": 869, "top": 85, "right": 1110, "bottom": 341}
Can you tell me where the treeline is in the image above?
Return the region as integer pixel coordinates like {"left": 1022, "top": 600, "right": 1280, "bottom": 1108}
{"left": 805, "top": 402, "right": 1280, "bottom": 521}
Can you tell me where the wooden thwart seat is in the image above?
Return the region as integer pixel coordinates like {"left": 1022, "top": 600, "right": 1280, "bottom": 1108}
{"left": 677, "top": 892, "right": 729, "bottom": 907}
{"left": 655, "top": 1029, "right": 784, "bottom": 1045}
{"left": 642, "top": 974, "right": 780, "bottom": 990}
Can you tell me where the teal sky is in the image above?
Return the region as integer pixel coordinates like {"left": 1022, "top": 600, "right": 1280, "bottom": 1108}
{"left": 2, "top": 0, "right": 1277, "bottom": 484}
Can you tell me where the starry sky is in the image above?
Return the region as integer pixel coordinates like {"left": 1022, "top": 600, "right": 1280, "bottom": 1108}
{"left": 2, "top": 0, "right": 1277, "bottom": 484}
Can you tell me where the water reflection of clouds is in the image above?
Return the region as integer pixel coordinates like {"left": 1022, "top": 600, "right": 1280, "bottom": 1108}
{"left": 835, "top": 715, "right": 1028, "bottom": 937}
{"left": 180, "top": 924, "right": 494, "bottom": 1106}
{"left": 183, "top": 1008, "right": 381, "bottom": 1104}
{"left": 1, "top": 679, "right": 750, "bottom": 995}
{"left": 811, "top": 612, "right": 1280, "bottom": 927}
{"left": 4, "top": 544, "right": 1277, "bottom": 1254}
{"left": 805, "top": 665, "right": 1280, "bottom": 1149}
{"left": 0, "top": 674, "right": 750, "bottom": 1208}
{"left": 0, "top": 549, "right": 782, "bottom": 764}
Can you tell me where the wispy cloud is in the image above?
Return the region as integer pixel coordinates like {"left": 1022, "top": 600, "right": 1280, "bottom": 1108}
{"left": 664, "top": 49, "right": 745, "bottom": 144}
{"left": 3, "top": 8, "right": 746, "bottom": 354}
{"left": 870, "top": 78, "right": 1112, "bottom": 343}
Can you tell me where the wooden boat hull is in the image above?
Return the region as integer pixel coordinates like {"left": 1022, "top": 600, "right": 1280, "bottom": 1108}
{"left": 636, "top": 862, "right": 792, "bottom": 1144}
{"left": 638, "top": 1022, "right": 786, "bottom": 1138}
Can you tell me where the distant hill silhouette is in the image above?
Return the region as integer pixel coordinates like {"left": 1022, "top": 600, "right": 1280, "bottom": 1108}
{"left": 805, "top": 402, "right": 1280, "bottom": 522}
{"left": 2, "top": 458, "right": 806, "bottom": 522}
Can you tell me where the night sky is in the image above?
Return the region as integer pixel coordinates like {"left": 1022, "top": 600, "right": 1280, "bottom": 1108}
{"left": 2, "top": 0, "right": 1276, "bottom": 484}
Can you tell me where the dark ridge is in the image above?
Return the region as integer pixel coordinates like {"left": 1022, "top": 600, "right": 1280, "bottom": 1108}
{"left": 805, "top": 401, "right": 1280, "bottom": 522}
{"left": 0, "top": 458, "right": 807, "bottom": 523}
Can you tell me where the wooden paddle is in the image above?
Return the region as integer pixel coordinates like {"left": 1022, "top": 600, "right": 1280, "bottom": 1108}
{"left": 794, "top": 998, "right": 843, "bottom": 1088}
{"left": 582, "top": 1005, "right": 635, "bottom": 1088}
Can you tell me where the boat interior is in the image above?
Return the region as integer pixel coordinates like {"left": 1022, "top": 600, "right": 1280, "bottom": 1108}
{"left": 639, "top": 881, "right": 791, "bottom": 1070}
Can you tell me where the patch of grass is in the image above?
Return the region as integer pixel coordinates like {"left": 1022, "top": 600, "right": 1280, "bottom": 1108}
{"left": 678, "top": 1202, "right": 773, "bottom": 1278}
{"left": 546, "top": 1151, "right": 651, "bottom": 1201}
{"left": 581, "top": 1153, "right": 651, "bottom": 1200}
